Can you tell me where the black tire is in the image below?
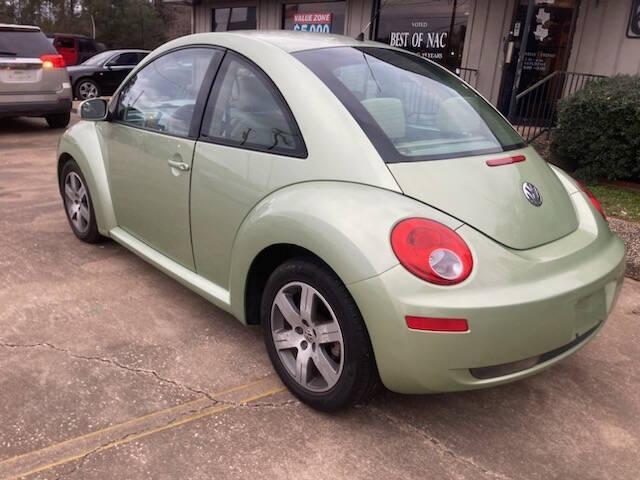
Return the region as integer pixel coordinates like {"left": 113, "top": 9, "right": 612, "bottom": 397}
{"left": 74, "top": 79, "right": 100, "bottom": 100}
{"left": 59, "top": 159, "right": 105, "bottom": 244}
{"left": 46, "top": 112, "right": 70, "bottom": 129}
{"left": 261, "top": 258, "right": 379, "bottom": 411}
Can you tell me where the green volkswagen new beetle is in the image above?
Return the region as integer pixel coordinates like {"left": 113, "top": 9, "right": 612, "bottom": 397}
{"left": 57, "top": 31, "right": 625, "bottom": 411}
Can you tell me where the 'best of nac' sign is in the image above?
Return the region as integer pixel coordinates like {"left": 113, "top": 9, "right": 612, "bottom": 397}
{"left": 293, "top": 12, "right": 333, "bottom": 33}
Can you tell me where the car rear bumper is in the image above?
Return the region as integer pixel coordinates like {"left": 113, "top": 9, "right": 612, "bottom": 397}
{"left": 0, "top": 98, "right": 72, "bottom": 118}
{"left": 348, "top": 193, "right": 626, "bottom": 394}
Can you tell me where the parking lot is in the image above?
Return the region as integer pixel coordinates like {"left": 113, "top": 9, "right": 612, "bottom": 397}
{"left": 1, "top": 113, "right": 639, "bottom": 479}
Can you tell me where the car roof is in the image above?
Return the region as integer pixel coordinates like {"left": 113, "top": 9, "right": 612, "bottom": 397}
{"left": 0, "top": 24, "right": 41, "bottom": 32}
{"left": 101, "top": 49, "right": 150, "bottom": 54}
{"left": 191, "top": 30, "right": 381, "bottom": 53}
{"left": 48, "top": 33, "right": 92, "bottom": 39}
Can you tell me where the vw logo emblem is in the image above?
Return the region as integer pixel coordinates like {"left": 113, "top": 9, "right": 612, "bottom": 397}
{"left": 522, "top": 182, "right": 543, "bottom": 207}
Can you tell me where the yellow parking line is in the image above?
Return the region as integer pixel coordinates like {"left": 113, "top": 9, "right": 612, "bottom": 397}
{"left": 17, "top": 386, "right": 285, "bottom": 479}
{"left": 0, "top": 375, "right": 278, "bottom": 473}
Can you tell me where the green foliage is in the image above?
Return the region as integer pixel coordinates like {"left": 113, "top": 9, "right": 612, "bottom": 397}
{"left": 0, "top": 0, "right": 167, "bottom": 49}
{"left": 551, "top": 75, "right": 640, "bottom": 181}
{"left": 588, "top": 183, "right": 640, "bottom": 222}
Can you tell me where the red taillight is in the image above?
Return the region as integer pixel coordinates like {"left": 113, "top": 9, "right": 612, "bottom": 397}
{"left": 406, "top": 316, "right": 469, "bottom": 332}
{"left": 391, "top": 218, "right": 473, "bottom": 285}
{"left": 40, "top": 54, "right": 66, "bottom": 69}
{"left": 577, "top": 181, "right": 606, "bottom": 219}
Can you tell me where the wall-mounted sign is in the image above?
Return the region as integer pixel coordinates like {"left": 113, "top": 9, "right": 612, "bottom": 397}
{"left": 293, "top": 12, "right": 333, "bottom": 33}
{"left": 629, "top": 0, "right": 640, "bottom": 38}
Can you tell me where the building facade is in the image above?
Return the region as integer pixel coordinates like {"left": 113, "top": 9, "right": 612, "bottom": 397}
{"left": 173, "top": 0, "right": 640, "bottom": 113}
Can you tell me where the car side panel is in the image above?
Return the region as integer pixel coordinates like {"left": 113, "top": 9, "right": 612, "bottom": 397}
{"left": 57, "top": 121, "right": 116, "bottom": 236}
{"left": 226, "top": 182, "right": 463, "bottom": 323}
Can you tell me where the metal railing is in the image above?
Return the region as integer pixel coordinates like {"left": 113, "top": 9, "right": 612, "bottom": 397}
{"left": 454, "top": 67, "right": 478, "bottom": 88}
{"left": 511, "top": 70, "right": 605, "bottom": 143}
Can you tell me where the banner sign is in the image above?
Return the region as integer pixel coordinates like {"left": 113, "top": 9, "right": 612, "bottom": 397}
{"left": 629, "top": 0, "right": 640, "bottom": 38}
{"left": 293, "top": 12, "right": 333, "bottom": 33}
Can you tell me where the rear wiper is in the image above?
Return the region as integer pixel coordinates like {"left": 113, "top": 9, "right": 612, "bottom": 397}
{"left": 0, "top": 51, "right": 17, "bottom": 56}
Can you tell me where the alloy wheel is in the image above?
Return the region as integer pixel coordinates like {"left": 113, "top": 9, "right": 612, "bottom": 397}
{"left": 63, "top": 172, "right": 90, "bottom": 234}
{"left": 78, "top": 81, "right": 98, "bottom": 99}
{"left": 270, "top": 282, "right": 344, "bottom": 392}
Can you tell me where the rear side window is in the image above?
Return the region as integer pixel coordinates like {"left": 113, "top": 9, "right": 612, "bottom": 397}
{"left": 111, "top": 53, "right": 140, "bottom": 66}
{"left": 295, "top": 47, "right": 524, "bottom": 162}
{"left": 116, "top": 48, "right": 221, "bottom": 137}
{"left": 54, "top": 37, "right": 75, "bottom": 49}
{"left": 201, "top": 52, "right": 306, "bottom": 157}
{"left": 0, "top": 28, "right": 57, "bottom": 57}
{"left": 78, "top": 39, "right": 95, "bottom": 52}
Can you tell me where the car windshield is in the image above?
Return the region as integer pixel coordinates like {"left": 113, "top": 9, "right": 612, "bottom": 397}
{"left": 81, "top": 51, "right": 114, "bottom": 66}
{"left": 294, "top": 47, "right": 525, "bottom": 162}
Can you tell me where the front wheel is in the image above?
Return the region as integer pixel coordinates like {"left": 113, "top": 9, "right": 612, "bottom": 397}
{"left": 262, "top": 258, "right": 379, "bottom": 411}
{"left": 46, "top": 112, "right": 70, "bottom": 129}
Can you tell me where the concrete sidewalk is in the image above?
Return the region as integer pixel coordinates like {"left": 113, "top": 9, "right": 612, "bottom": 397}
{"left": 1, "top": 115, "right": 639, "bottom": 479}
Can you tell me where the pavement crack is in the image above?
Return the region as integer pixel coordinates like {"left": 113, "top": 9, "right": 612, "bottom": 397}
{"left": 369, "top": 406, "right": 514, "bottom": 480}
{"left": 0, "top": 339, "right": 295, "bottom": 410}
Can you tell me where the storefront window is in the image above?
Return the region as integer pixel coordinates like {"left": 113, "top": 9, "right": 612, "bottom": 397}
{"left": 282, "top": 1, "right": 346, "bottom": 34}
{"left": 212, "top": 6, "right": 257, "bottom": 31}
{"left": 375, "top": 0, "right": 471, "bottom": 71}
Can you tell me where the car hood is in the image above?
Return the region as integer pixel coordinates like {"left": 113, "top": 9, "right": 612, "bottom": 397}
{"left": 386, "top": 146, "right": 579, "bottom": 250}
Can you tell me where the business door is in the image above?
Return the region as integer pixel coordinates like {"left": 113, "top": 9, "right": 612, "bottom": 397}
{"left": 499, "top": 0, "right": 578, "bottom": 117}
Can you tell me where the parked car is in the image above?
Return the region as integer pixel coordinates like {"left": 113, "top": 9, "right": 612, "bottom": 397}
{"left": 48, "top": 33, "right": 105, "bottom": 66}
{"left": 57, "top": 32, "right": 626, "bottom": 411}
{"left": 0, "top": 24, "right": 72, "bottom": 128}
{"left": 67, "top": 49, "right": 149, "bottom": 100}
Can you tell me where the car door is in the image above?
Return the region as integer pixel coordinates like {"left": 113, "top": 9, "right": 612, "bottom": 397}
{"left": 101, "top": 52, "right": 140, "bottom": 95}
{"left": 100, "top": 47, "right": 223, "bottom": 269}
{"left": 190, "top": 52, "right": 307, "bottom": 288}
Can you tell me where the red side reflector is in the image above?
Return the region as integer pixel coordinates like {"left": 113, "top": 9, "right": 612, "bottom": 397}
{"left": 405, "top": 316, "right": 469, "bottom": 332}
{"left": 486, "top": 155, "right": 526, "bottom": 167}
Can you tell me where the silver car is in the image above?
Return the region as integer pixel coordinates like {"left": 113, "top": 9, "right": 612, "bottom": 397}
{"left": 0, "top": 24, "right": 72, "bottom": 128}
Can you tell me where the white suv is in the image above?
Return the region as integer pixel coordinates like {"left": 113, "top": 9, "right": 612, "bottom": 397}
{"left": 0, "top": 24, "right": 72, "bottom": 128}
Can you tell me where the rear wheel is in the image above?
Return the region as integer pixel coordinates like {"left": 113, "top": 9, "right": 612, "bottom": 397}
{"left": 46, "top": 112, "right": 70, "bottom": 129}
{"left": 75, "top": 79, "right": 100, "bottom": 100}
{"left": 262, "top": 258, "right": 379, "bottom": 411}
{"left": 59, "top": 159, "right": 104, "bottom": 244}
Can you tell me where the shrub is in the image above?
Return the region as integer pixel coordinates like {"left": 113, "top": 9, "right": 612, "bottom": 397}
{"left": 551, "top": 75, "right": 640, "bottom": 181}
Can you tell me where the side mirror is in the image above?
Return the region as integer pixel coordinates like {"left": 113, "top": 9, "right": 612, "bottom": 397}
{"left": 80, "top": 98, "right": 108, "bottom": 121}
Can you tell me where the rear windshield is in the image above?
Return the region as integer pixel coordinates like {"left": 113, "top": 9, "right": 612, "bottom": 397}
{"left": 0, "top": 28, "right": 57, "bottom": 58}
{"left": 294, "top": 47, "right": 525, "bottom": 162}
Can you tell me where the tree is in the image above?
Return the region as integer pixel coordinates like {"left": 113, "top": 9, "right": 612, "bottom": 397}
{"left": 0, "top": 0, "right": 167, "bottom": 49}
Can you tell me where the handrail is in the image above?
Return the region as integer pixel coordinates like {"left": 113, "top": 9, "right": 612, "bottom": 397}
{"left": 452, "top": 66, "right": 478, "bottom": 88}
{"left": 516, "top": 71, "right": 562, "bottom": 100}
{"left": 511, "top": 70, "right": 606, "bottom": 143}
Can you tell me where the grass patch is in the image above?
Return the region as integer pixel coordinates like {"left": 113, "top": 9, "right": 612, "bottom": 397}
{"left": 588, "top": 184, "right": 640, "bottom": 222}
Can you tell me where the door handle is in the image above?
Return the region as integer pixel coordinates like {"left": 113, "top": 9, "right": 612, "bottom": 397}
{"left": 168, "top": 159, "right": 190, "bottom": 172}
